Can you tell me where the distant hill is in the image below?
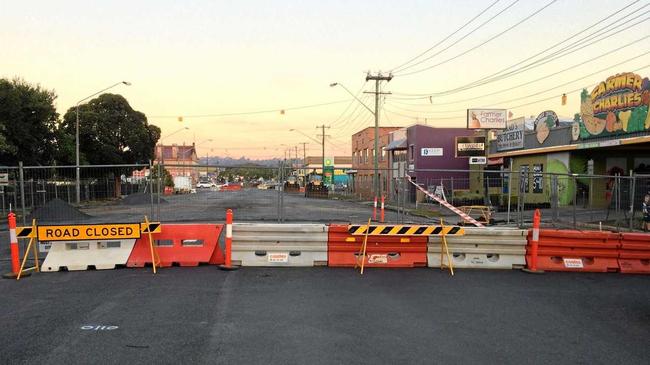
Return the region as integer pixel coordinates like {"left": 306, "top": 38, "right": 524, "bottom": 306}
{"left": 199, "top": 156, "right": 287, "bottom": 167}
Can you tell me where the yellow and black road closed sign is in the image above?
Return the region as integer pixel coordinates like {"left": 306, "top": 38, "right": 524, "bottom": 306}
{"left": 348, "top": 224, "right": 465, "bottom": 236}
{"left": 16, "top": 226, "right": 37, "bottom": 238}
{"left": 140, "top": 222, "right": 161, "bottom": 234}
{"left": 37, "top": 223, "right": 142, "bottom": 241}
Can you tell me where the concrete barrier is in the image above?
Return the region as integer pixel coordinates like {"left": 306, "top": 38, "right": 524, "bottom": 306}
{"left": 231, "top": 223, "right": 328, "bottom": 267}
{"left": 428, "top": 227, "right": 527, "bottom": 269}
{"left": 41, "top": 239, "right": 136, "bottom": 271}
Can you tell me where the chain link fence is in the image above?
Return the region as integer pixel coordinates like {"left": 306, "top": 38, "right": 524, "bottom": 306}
{"left": 2, "top": 162, "right": 649, "bottom": 231}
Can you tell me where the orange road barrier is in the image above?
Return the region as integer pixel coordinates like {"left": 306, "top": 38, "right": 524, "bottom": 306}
{"left": 328, "top": 224, "right": 428, "bottom": 268}
{"left": 6, "top": 212, "right": 20, "bottom": 277}
{"left": 380, "top": 196, "right": 385, "bottom": 223}
{"left": 127, "top": 224, "right": 223, "bottom": 268}
{"left": 219, "top": 209, "right": 238, "bottom": 270}
{"left": 618, "top": 232, "right": 650, "bottom": 274}
{"left": 526, "top": 229, "right": 619, "bottom": 272}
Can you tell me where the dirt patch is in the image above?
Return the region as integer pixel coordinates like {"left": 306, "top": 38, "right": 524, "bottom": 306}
{"left": 121, "top": 193, "right": 168, "bottom": 205}
{"left": 28, "top": 198, "right": 90, "bottom": 223}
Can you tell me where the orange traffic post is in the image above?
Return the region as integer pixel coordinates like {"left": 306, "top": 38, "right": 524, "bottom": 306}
{"left": 380, "top": 196, "right": 385, "bottom": 223}
{"left": 219, "top": 208, "right": 238, "bottom": 271}
{"left": 373, "top": 196, "right": 377, "bottom": 221}
{"left": 2, "top": 212, "right": 21, "bottom": 279}
{"left": 523, "top": 209, "right": 544, "bottom": 274}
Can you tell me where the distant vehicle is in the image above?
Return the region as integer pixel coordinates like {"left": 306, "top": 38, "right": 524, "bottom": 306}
{"left": 196, "top": 180, "right": 215, "bottom": 188}
{"left": 257, "top": 181, "right": 277, "bottom": 190}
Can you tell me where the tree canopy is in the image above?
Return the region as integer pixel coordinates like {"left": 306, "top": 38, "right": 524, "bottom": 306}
{"left": 59, "top": 93, "right": 161, "bottom": 165}
{"left": 0, "top": 78, "right": 59, "bottom": 165}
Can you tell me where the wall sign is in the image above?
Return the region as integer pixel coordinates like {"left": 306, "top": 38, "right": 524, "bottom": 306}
{"left": 467, "top": 109, "right": 507, "bottom": 129}
{"left": 534, "top": 111, "right": 559, "bottom": 144}
{"left": 580, "top": 72, "right": 650, "bottom": 139}
{"left": 420, "top": 148, "right": 443, "bottom": 156}
{"left": 532, "top": 164, "right": 543, "bottom": 193}
{"left": 455, "top": 136, "right": 486, "bottom": 157}
{"left": 496, "top": 117, "right": 525, "bottom": 151}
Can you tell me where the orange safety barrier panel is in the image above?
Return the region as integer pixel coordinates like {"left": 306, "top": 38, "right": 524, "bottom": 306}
{"left": 618, "top": 232, "right": 650, "bottom": 274}
{"left": 221, "top": 184, "right": 242, "bottom": 191}
{"left": 127, "top": 224, "right": 224, "bottom": 267}
{"left": 327, "top": 224, "right": 428, "bottom": 268}
{"left": 526, "top": 229, "right": 620, "bottom": 273}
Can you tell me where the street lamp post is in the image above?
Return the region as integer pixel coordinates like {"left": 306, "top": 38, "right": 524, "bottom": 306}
{"left": 75, "top": 81, "right": 131, "bottom": 203}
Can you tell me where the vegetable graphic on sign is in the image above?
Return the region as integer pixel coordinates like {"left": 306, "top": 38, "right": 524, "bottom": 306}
{"left": 579, "top": 72, "right": 650, "bottom": 138}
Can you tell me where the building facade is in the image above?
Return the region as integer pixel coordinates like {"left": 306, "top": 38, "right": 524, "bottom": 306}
{"left": 351, "top": 126, "right": 401, "bottom": 198}
{"left": 154, "top": 144, "right": 199, "bottom": 183}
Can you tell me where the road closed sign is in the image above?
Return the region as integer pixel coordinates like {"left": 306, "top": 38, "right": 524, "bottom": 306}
{"left": 37, "top": 223, "right": 142, "bottom": 241}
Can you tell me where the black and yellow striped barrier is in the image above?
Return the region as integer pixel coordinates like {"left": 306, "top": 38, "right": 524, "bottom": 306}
{"left": 16, "top": 226, "right": 36, "bottom": 238}
{"left": 348, "top": 224, "right": 464, "bottom": 236}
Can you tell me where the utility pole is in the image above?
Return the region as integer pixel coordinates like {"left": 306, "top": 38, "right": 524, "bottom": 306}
{"left": 316, "top": 125, "right": 330, "bottom": 179}
{"left": 364, "top": 72, "right": 392, "bottom": 197}
{"left": 299, "top": 143, "right": 308, "bottom": 166}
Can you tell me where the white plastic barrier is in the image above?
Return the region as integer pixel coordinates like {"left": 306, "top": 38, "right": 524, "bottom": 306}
{"left": 41, "top": 239, "right": 136, "bottom": 271}
{"left": 428, "top": 227, "right": 527, "bottom": 269}
{"left": 231, "top": 223, "right": 328, "bottom": 267}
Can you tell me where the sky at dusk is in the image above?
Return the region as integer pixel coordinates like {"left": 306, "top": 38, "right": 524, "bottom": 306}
{"left": 2, "top": 0, "right": 648, "bottom": 158}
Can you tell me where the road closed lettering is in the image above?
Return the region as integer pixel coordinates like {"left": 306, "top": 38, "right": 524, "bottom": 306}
{"left": 38, "top": 224, "right": 141, "bottom": 241}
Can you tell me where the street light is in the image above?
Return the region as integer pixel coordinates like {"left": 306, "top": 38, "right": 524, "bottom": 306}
{"left": 75, "top": 81, "right": 131, "bottom": 203}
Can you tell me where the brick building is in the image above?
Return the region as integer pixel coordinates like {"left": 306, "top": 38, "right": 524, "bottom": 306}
{"left": 351, "top": 126, "right": 401, "bottom": 198}
{"left": 154, "top": 143, "right": 199, "bottom": 184}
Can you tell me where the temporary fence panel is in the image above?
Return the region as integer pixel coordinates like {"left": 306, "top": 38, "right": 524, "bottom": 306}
{"left": 328, "top": 224, "right": 428, "bottom": 268}
{"left": 231, "top": 223, "right": 328, "bottom": 267}
{"left": 618, "top": 232, "right": 650, "bottom": 274}
{"left": 428, "top": 227, "right": 527, "bottom": 269}
{"left": 127, "top": 223, "right": 223, "bottom": 267}
{"left": 527, "top": 229, "right": 620, "bottom": 272}
{"left": 41, "top": 239, "right": 136, "bottom": 272}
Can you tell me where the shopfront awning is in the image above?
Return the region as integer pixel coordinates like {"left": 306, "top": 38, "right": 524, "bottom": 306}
{"left": 385, "top": 138, "right": 407, "bottom": 151}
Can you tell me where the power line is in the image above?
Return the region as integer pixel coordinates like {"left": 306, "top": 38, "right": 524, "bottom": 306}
{"left": 393, "top": 0, "right": 559, "bottom": 77}
{"left": 149, "top": 99, "right": 352, "bottom": 119}
{"left": 329, "top": 81, "right": 368, "bottom": 127}
{"left": 390, "top": 0, "right": 502, "bottom": 73}
{"left": 387, "top": 47, "right": 650, "bottom": 111}
{"left": 393, "top": 1, "right": 648, "bottom": 97}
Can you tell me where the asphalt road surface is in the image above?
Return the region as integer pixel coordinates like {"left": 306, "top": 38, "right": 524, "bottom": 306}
{"left": 2, "top": 267, "right": 649, "bottom": 364}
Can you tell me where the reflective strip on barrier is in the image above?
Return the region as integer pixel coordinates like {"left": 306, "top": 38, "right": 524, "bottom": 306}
{"left": 41, "top": 239, "right": 137, "bottom": 272}
{"left": 348, "top": 224, "right": 464, "bottom": 236}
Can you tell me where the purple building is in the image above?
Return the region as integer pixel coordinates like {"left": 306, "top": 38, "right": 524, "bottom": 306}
{"left": 386, "top": 125, "right": 476, "bottom": 201}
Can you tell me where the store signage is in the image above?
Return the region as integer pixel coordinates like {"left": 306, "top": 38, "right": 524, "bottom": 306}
{"left": 496, "top": 117, "right": 525, "bottom": 151}
{"left": 469, "top": 156, "right": 487, "bottom": 165}
{"left": 0, "top": 172, "right": 8, "bottom": 186}
{"left": 577, "top": 139, "right": 621, "bottom": 149}
{"left": 534, "top": 111, "right": 559, "bottom": 144}
{"left": 420, "top": 148, "right": 443, "bottom": 156}
{"left": 467, "top": 109, "right": 507, "bottom": 129}
{"left": 455, "top": 136, "right": 486, "bottom": 157}
{"left": 579, "top": 72, "right": 650, "bottom": 139}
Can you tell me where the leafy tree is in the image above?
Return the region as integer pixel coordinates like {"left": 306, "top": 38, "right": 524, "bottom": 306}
{"left": 150, "top": 164, "right": 174, "bottom": 187}
{"left": 58, "top": 93, "right": 160, "bottom": 165}
{"left": 0, "top": 78, "right": 59, "bottom": 165}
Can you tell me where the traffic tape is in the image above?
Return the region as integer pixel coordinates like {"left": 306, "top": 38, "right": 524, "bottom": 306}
{"left": 406, "top": 175, "right": 484, "bottom": 228}
{"left": 348, "top": 224, "right": 464, "bottom": 236}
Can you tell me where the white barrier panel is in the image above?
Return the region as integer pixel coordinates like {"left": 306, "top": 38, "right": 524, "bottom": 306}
{"left": 41, "top": 239, "right": 136, "bottom": 271}
{"left": 231, "top": 223, "right": 328, "bottom": 267}
{"left": 428, "top": 228, "right": 527, "bottom": 269}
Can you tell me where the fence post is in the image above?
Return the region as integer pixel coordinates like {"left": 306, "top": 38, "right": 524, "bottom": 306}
{"left": 373, "top": 196, "right": 377, "bottom": 221}
{"left": 572, "top": 174, "right": 577, "bottom": 229}
{"left": 157, "top": 163, "right": 162, "bottom": 221}
{"left": 149, "top": 160, "right": 154, "bottom": 219}
{"left": 629, "top": 171, "right": 636, "bottom": 231}
{"left": 18, "top": 162, "right": 26, "bottom": 226}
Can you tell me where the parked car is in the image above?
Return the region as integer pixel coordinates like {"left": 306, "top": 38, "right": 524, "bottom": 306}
{"left": 196, "top": 180, "right": 215, "bottom": 188}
